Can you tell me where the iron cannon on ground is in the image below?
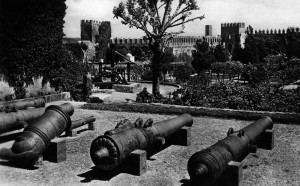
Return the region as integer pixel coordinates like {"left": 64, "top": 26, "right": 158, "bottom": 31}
{"left": 70, "top": 116, "right": 96, "bottom": 130}
{"left": 90, "top": 114, "right": 193, "bottom": 171}
{"left": 10, "top": 103, "right": 74, "bottom": 164}
{"left": 0, "top": 107, "right": 46, "bottom": 134}
{"left": 0, "top": 97, "right": 45, "bottom": 113}
{"left": 187, "top": 116, "right": 274, "bottom": 186}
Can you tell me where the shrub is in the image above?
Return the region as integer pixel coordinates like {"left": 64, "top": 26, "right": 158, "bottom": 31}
{"left": 168, "top": 82, "right": 300, "bottom": 113}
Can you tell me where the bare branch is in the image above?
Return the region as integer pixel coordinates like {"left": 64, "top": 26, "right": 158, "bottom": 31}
{"left": 154, "top": 4, "right": 162, "bottom": 29}
{"left": 161, "top": 0, "right": 172, "bottom": 26}
{"left": 168, "top": 15, "right": 205, "bottom": 28}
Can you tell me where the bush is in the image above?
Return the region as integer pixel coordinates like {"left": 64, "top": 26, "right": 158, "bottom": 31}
{"left": 168, "top": 82, "right": 300, "bottom": 113}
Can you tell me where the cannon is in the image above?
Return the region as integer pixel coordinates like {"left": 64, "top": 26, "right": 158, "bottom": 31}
{"left": 0, "top": 97, "right": 45, "bottom": 113}
{"left": 187, "top": 117, "right": 274, "bottom": 185}
{"left": 70, "top": 116, "right": 96, "bottom": 130}
{"left": 104, "top": 118, "right": 153, "bottom": 136}
{"left": 0, "top": 107, "right": 46, "bottom": 134}
{"left": 66, "top": 116, "right": 96, "bottom": 137}
{"left": 90, "top": 114, "right": 193, "bottom": 171}
{"left": 10, "top": 103, "right": 74, "bottom": 164}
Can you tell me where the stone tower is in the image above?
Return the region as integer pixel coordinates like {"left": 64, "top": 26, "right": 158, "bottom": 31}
{"left": 80, "top": 20, "right": 101, "bottom": 43}
{"left": 221, "top": 22, "right": 246, "bottom": 52}
{"left": 205, "top": 25, "right": 212, "bottom": 36}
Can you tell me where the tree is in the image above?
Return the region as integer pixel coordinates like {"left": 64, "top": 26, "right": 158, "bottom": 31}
{"left": 161, "top": 50, "right": 175, "bottom": 80}
{"left": 0, "top": 0, "right": 67, "bottom": 98}
{"left": 191, "top": 40, "right": 215, "bottom": 77}
{"left": 113, "top": 0, "right": 204, "bottom": 94}
{"left": 213, "top": 44, "right": 231, "bottom": 62}
{"left": 173, "top": 64, "right": 193, "bottom": 83}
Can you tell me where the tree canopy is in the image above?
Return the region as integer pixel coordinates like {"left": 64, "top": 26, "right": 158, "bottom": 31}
{"left": 191, "top": 40, "right": 215, "bottom": 76}
{"left": 113, "top": 0, "right": 204, "bottom": 93}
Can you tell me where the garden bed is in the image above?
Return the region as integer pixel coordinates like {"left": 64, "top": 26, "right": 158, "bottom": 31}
{"left": 81, "top": 102, "right": 300, "bottom": 124}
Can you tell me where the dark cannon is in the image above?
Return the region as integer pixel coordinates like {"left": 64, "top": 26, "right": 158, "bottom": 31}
{"left": 187, "top": 117, "right": 274, "bottom": 186}
{"left": 90, "top": 114, "right": 193, "bottom": 171}
{"left": 0, "top": 97, "right": 45, "bottom": 113}
{"left": 10, "top": 103, "right": 74, "bottom": 164}
{"left": 0, "top": 107, "right": 46, "bottom": 134}
{"left": 104, "top": 118, "right": 153, "bottom": 136}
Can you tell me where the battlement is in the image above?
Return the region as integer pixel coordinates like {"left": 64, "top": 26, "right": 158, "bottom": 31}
{"left": 252, "top": 27, "right": 300, "bottom": 35}
{"left": 81, "top": 20, "right": 101, "bottom": 25}
{"left": 221, "top": 22, "right": 245, "bottom": 28}
{"left": 110, "top": 35, "right": 221, "bottom": 47}
{"left": 110, "top": 37, "right": 148, "bottom": 45}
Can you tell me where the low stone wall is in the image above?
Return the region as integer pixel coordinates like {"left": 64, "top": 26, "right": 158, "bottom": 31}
{"left": 42, "top": 92, "right": 71, "bottom": 103}
{"left": 112, "top": 83, "right": 141, "bottom": 93}
{"left": 0, "top": 92, "right": 71, "bottom": 104}
{"left": 82, "top": 102, "right": 300, "bottom": 124}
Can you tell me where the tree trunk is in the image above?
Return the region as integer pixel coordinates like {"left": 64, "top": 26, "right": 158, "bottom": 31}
{"left": 152, "top": 51, "right": 161, "bottom": 95}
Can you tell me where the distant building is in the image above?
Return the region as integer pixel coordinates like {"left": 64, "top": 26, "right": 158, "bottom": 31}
{"left": 205, "top": 25, "right": 212, "bottom": 36}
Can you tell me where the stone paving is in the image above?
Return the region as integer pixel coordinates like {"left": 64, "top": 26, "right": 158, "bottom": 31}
{"left": 0, "top": 101, "right": 299, "bottom": 186}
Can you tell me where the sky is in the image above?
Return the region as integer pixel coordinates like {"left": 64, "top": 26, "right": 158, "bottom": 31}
{"left": 63, "top": 0, "right": 300, "bottom": 38}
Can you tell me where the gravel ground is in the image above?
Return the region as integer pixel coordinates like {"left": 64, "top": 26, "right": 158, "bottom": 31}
{"left": 0, "top": 107, "right": 299, "bottom": 186}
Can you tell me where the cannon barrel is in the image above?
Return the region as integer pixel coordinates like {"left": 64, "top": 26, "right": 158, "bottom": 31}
{"left": 0, "top": 108, "right": 48, "bottom": 134}
{"left": 71, "top": 116, "right": 96, "bottom": 130}
{"left": 0, "top": 97, "right": 45, "bottom": 112}
{"left": 0, "top": 103, "right": 72, "bottom": 134}
{"left": 90, "top": 113, "right": 193, "bottom": 171}
{"left": 187, "top": 117, "right": 273, "bottom": 185}
{"left": 10, "top": 103, "right": 74, "bottom": 164}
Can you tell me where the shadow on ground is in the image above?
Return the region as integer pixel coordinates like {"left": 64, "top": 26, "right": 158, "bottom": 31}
{"left": 78, "top": 166, "right": 130, "bottom": 183}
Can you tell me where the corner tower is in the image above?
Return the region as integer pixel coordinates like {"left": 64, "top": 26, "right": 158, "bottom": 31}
{"left": 80, "top": 20, "right": 101, "bottom": 43}
{"left": 221, "top": 22, "right": 246, "bottom": 52}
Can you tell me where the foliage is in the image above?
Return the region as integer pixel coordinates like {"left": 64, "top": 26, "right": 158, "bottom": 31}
{"left": 191, "top": 40, "right": 215, "bottom": 76}
{"left": 0, "top": 0, "right": 66, "bottom": 99}
{"left": 141, "top": 69, "right": 153, "bottom": 81}
{"left": 167, "top": 82, "right": 300, "bottom": 112}
{"left": 161, "top": 50, "right": 175, "bottom": 77}
{"left": 96, "top": 21, "right": 111, "bottom": 61}
{"left": 233, "top": 34, "right": 280, "bottom": 64}
{"left": 211, "top": 61, "right": 244, "bottom": 82}
{"left": 48, "top": 47, "right": 91, "bottom": 101}
{"left": 64, "top": 42, "right": 88, "bottom": 62}
{"left": 113, "top": 0, "right": 204, "bottom": 94}
{"left": 174, "top": 52, "right": 193, "bottom": 64}
{"left": 278, "top": 35, "right": 300, "bottom": 58}
{"left": 276, "top": 57, "right": 300, "bottom": 85}
{"left": 173, "top": 64, "right": 193, "bottom": 83}
{"left": 213, "top": 44, "right": 231, "bottom": 62}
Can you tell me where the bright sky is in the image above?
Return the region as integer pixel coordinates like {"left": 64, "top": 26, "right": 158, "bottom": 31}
{"left": 63, "top": 0, "right": 300, "bottom": 38}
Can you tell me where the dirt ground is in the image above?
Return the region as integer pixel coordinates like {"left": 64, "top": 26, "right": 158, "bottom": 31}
{"left": 0, "top": 106, "right": 299, "bottom": 186}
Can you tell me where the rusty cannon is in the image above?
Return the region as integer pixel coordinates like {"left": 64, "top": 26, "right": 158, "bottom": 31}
{"left": 0, "top": 97, "right": 45, "bottom": 113}
{"left": 187, "top": 117, "right": 274, "bottom": 186}
{"left": 10, "top": 103, "right": 74, "bottom": 164}
{"left": 90, "top": 114, "right": 193, "bottom": 171}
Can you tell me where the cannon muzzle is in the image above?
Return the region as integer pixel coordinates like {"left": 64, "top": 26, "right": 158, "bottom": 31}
{"left": 10, "top": 103, "right": 74, "bottom": 164}
{"left": 90, "top": 114, "right": 193, "bottom": 171}
{"left": 187, "top": 117, "right": 273, "bottom": 185}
